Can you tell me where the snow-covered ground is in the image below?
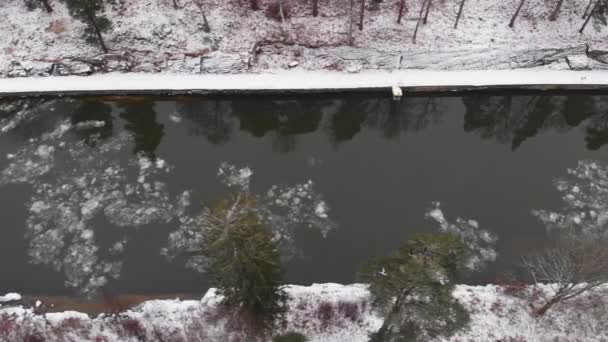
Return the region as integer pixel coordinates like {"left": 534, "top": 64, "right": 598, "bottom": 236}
{"left": 1, "top": 0, "right": 608, "bottom": 80}
{"left": 1, "top": 69, "right": 608, "bottom": 96}
{"left": 1, "top": 283, "right": 607, "bottom": 341}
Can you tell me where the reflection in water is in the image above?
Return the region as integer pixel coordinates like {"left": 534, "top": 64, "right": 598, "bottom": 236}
{"left": 71, "top": 101, "right": 114, "bottom": 144}
{"left": 163, "top": 162, "right": 336, "bottom": 272}
{"left": 119, "top": 101, "right": 164, "bottom": 159}
{"left": 425, "top": 202, "right": 497, "bottom": 271}
{"left": 1, "top": 112, "right": 187, "bottom": 295}
{"left": 533, "top": 160, "right": 608, "bottom": 237}
{"left": 0, "top": 92, "right": 608, "bottom": 296}
{"left": 177, "top": 99, "right": 234, "bottom": 145}
{"left": 463, "top": 95, "right": 608, "bottom": 150}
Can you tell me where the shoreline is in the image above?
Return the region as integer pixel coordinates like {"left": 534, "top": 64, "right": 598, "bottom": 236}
{"left": 2, "top": 283, "right": 607, "bottom": 341}
{"left": 2, "top": 70, "right": 608, "bottom": 97}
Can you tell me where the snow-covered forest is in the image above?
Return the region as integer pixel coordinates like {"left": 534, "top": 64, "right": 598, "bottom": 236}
{"left": 1, "top": 0, "right": 608, "bottom": 78}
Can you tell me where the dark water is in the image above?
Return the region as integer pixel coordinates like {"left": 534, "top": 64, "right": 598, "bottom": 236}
{"left": 1, "top": 93, "right": 607, "bottom": 297}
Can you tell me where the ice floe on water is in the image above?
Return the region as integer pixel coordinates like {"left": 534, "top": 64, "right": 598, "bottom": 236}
{"left": 426, "top": 202, "right": 497, "bottom": 271}
{"left": 533, "top": 160, "right": 608, "bottom": 236}
{"left": 0, "top": 110, "right": 336, "bottom": 294}
{"left": 0, "top": 118, "right": 190, "bottom": 295}
{"left": 163, "top": 163, "right": 337, "bottom": 272}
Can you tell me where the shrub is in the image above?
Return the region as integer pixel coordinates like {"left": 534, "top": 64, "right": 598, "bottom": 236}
{"left": 273, "top": 331, "right": 308, "bottom": 342}
{"left": 119, "top": 317, "right": 146, "bottom": 339}
{"left": 337, "top": 301, "right": 361, "bottom": 322}
{"left": 315, "top": 302, "right": 335, "bottom": 327}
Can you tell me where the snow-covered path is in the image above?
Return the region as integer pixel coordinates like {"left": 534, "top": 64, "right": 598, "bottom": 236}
{"left": 1, "top": 70, "right": 608, "bottom": 96}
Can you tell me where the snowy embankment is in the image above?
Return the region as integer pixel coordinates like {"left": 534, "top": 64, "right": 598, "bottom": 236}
{"left": 1, "top": 283, "right": 607, "bottom": 341}
{"left": 1, "top": 70, "right": 608, "bottom": 96}
{"left": 1, "top": 0, "right": 608, "bottom": 80}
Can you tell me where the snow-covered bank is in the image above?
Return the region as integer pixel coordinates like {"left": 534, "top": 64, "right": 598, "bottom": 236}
{"left": 1, "top": 70, "right": 608, "bottom": 97}
{"left": 1, "top": 0, "right": 608, "bottom": 79}
{"left": 2, "top": 283, "right": 607, "bottom": 341}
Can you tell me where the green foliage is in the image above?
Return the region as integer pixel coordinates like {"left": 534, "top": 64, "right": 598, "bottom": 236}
{"left": 359, "top": 234, "right": 470, "bottom": 342}
{"left": 200, "top": 193, "right": 288, "bottom": 331}
{"left": 273, "top": 332, "right": 308, "bottom": 342}
{"left": 61, "top": 0, "right": 113, "bottom": 52}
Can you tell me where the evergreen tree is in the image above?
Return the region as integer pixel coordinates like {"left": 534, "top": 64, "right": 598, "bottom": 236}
{"left": 62, "top": 0, "right": 113, "bottom": 53}
{"left": 359, "top": 234, "right": 470, "bottom": 342}
{"left": 200, "top": 193, "right": 288, "bottom": 333}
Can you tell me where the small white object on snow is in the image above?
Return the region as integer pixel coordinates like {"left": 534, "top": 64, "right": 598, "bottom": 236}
{"left": 288, "top": 61, "right": 299, "bottom": 68}
{"left": 392, "top": 85, "right": 402, "bottom": 100}
{"left": 0, "top": 293, "right": 22, "bottom": 302}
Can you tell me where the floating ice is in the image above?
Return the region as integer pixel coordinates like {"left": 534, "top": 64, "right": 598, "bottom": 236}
{"left": 0, "top": 120, "right": 191, "bottom": 296}
{"left": 425, "top": 202, "right": 497, "bottom": 271}
{"left": 533, "top": 160, "right": 608, "bottom": 237}
{"left": 164, "top": 162, "right": 337, "bottom": 271}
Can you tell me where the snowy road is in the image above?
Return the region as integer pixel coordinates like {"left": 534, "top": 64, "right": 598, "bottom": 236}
{"left": 1, "top": 70, "right": 608, "bottom": 96}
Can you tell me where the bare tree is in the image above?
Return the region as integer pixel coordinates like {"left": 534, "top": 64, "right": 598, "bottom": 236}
{"left": 348, "top": 0, "right": 355, "bottom": 44}
{"left": 454, "top": 0, "right": 466, "bottom": 28}
{"left": 412, "top": 0, "right": 428, "bottom": 43}
{"left": 580, "top": 0, "right": 601, "bottom": 32}
{"left": 312, "top": 0, "right": 319, "bottom": 16}
{"left": 509, "top": 0, "right": 526, "bottom": 28}
{"left": 193, "top": 0, "right": 211, "bottom": 32}
{"left": 522, "top": 232, "right": 608, "bottom": 316}
{"left": 423, "top": 0, "right": 432, "bottom": 24}
{"left": 397, "top": 0, "right": 407, "bottom": 23}
{"left": 549, "top": 0, "right": 565, "bottom": 20}
{"left": 358, "top": 0, "right": 366, "bottom": 30}
{"left": 582, "top": 0, "right": 594, "bottom": 18}
{"left": 172, "top": 0, "right": 180, "bottom": 9}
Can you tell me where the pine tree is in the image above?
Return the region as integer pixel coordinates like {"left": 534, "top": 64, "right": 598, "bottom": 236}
{"left": 359, "top": 234, "right": 470, "bottom": 342}
{"left": 199, "top": 193, "right": 288, "bottom": 332}
{"left": 62, "top": 0, "right": 113, "bottom": 53}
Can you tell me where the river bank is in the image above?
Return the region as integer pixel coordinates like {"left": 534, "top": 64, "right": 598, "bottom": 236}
{"left": 2, "top": 0, "right": 608, "bottom": 80}
{"left": 1, "top": 283, "right": 607, "bottom": 341}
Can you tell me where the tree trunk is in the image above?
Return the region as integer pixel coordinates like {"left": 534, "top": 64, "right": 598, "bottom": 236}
{"left": 397, "top": 0, "right": 406, "bottom": 23}
{"left": 549, "top": 0, "right": 564, "bottom": 20}
{"left": 535, "top": 297, "right": 560, "bottom": 316}
{"left": 412, "top": 0, "right": 427, "bottom": 43}
{"left": 201, "top": 9, "right": 211, "bottom": 32}
{"left": 580, "top": 0, "right": 600, "bottom": 32}
{"left": 313, "top": 0, "right": 319, "bottom": 16}
{"left": 454, "top": 0, "right": 466, "bottom": 28}
{"left": 509, "top": 0, "right": 526, "bottom": 28}
{"left": 250, "top": 0, "right": 259, "bottom": 11}
{"left": 358, "top": 0, "right": 366, "bottom": 30}
{"left": 86, "top": 11, "right": 109, "bottom": 53}
{"left": 39, "top": 0, "right": 53, "bottom": 13}
{"left": 348, "top": 0, "right": 355, "bottom": 44}
{"left": 423, "top": 0, "right": 431, "bottom": 24}
{"left": 172, "top": 0, "right": 180, "bottom": 9}
{"left": 582, "top": 0, "right": 594, "bottom": 18}
{"left": 279, "top": 0, "right": 287, "bottom": 38}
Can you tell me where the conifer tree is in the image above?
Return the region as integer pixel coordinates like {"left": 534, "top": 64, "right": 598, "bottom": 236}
{"left": 63, "top": 0, "right": 112, "bottom": 53}
{"left": 359, "top": 234, "right": 470, "bottom": 342}
{"left": 199, "top": 193, "right": 287, "bottom": 332}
